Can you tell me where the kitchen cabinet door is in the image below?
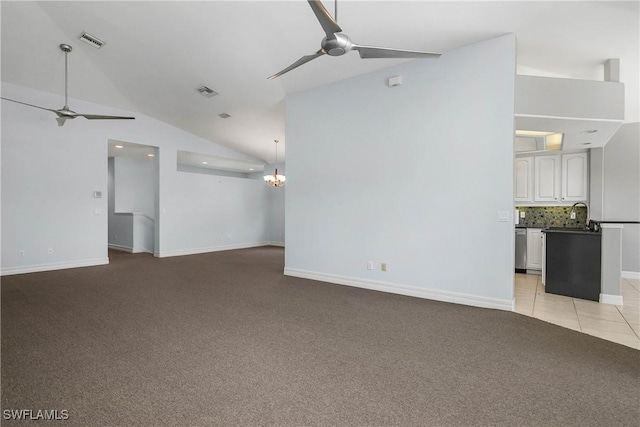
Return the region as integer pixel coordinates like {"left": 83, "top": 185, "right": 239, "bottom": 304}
{"left": 514, "top": 157, "right": 533, "bottom": 202}
{"left": 534, "top": 155, "right": 561, "bottom": 202}
{"left": 562, "top": 152, "right": 588, "bottom": 202}
{"left": 526, "top": 228, "right": 543, "bottom": 270}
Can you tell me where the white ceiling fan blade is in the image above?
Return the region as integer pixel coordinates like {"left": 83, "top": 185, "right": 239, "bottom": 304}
{"left": 268, "top": 50, "right": 325, "bottom": 80}
{"left": 353, "top": 45, "right": 441, "bottom": 59}
{"left": 307, "top": 0, "right": 342, "bottom": 37}
{"left": 1, "top": 97, "right": 57, "bottom": 113}
{"left": 78, "top": 114, "right": 136, "bottom": 120}
{"left": 4, "top": 45, "right": 135, "bottom": 125}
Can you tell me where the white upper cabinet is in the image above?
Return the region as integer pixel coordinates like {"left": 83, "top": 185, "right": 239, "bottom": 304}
{"left": 514, "top": 157, "right": 533, "bottom": 202}
{"left": 561, "top": 152, "right": 589, "bottom": 202}
{"left": 516, "top": 152, "right": 588, "bottom": 204}
{"left": 534, "top": 155, "right": 561, "bottom": 202}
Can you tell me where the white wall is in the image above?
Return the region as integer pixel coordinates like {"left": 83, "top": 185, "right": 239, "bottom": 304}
{"left": 284, "top": 35, "right": 516, "bottom": 310}
{"left": 266, "top": 163, "right": 285, "bottom": 245}
{"left": 603, "top": 123, "right": 640, "bottom": 273}
{"left": 248, "top": 163, "right": 285, "bottom": 245}
{"left": 108, "top": 157, "right": 134, "bottom": 251}
{"left": 178, "top": 164, "right": 249, "bottom": 179}
{"left": 1, "top": 83, "right": 272, "bottom": 274}
{"left": 113, "top": 156, "right": 156, "bottom": 219}
{"left": 515, "top": 75, "right": 624, "bottom": 120}
{"left": 160, "top": 170, "right": 269, "bottom": 256}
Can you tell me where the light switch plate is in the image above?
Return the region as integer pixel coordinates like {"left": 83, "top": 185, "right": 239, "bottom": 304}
{"left": 520, "top": 211, "right": 526, "bottom": 218}
{"left": 497, "top": 211, "right": 509, "bottom": 222}
{"left": 93, "top": 190, "right": 102, "bottom": 198}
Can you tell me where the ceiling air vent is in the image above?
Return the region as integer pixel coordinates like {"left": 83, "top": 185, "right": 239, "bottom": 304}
{"left": 195, "top": 86, "right": 219, "bottom": 98}
{"left": 218, "top": 113, "right": 231, "bottom": 119}
{"left": 79, "top": 32, "right": 105, "bottom": 49}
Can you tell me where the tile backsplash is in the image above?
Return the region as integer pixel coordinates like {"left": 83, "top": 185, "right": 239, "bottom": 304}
{"left": 516, "top": 206, "right": 588, "bottom": 228}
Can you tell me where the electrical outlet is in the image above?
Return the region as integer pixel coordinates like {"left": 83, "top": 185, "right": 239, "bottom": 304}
{"left": 570, "top": 212, "right": 576, "bottom": 219}
{"left": 381, "top": 262, "right": 387, "bottom": 272}
{"left": 19, "top": 250, "right": 25, "bottom": 257}
{"left": 367, "top": 261, "right": 373, "bottom": 270}
{"left": 48, "top": 248, "right": 53, "bottom": 255}
{"left": 520, "top": 211, "right": 526, "bottom": 219}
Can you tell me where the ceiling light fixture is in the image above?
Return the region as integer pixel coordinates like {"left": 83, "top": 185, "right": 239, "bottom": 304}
{"left": 581, "top": 129, "right": 598, "bottom": 134}
{"left": 218, "top": 113, "right": 231, "bottom": 119}
{"left": 515, "top": 130, "right": 554, "bottom": 137}
{"left": 147, "top": 154, "right": 154, "bottom": 157}
{"left": 202, "top": 161, "right": 208, "bottom": 164}
{"left": 515, "top": 130, "right": 563, "bottom": 152}
{"left": 115, "top": 145, "right": 123, "bottom": 148}
{"left": 264, "top": 140, "right": 285, "bottom": 187}
{"left": 544, "top": 133, "right": 564, "bottom": 151}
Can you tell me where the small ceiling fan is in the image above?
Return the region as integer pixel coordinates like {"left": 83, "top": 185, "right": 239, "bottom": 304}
{"left": 268, "top": 0, "right": 441, "bottom": 79}
{"left": 1, "top": 43, "right": 135, "bottom": 126}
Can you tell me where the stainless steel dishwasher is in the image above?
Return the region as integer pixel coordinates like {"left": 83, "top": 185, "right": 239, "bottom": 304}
{"left": 515, "top": 228, "right": 527, "bottom": 272}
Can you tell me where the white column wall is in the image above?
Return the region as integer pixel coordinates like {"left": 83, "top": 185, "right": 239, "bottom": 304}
{"left": 284, "top": 35, "right": 517, "bottom": 310}
{"left": 603, "top": 123, "right": 640, "bottom": 273}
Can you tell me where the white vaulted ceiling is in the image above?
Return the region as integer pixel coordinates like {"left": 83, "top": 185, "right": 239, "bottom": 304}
{"left": 1, "top": 1, "right": 638, "bottom": 163}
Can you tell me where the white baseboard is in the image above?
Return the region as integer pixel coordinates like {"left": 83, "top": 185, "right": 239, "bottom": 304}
{"left": 600, "top": 293, "right": 624, "bottom": 306}
{"left": 267, "top": 241, "right": 285, "bottom": 247}
{"left": 284, "top": 268, "right": 514, "bottom": 311}
{"left": 108, "top": 244, "right": 134, "bottom": 253}
{"left": 157, "top": 241, "right": 274, "bottom": 258}
{"left": 108, "top": 244, "right": 151, "bottom": 254}
{"left": 1, "top": 258, "right": 109, "bottom": 276}
{"left": 621, "top": 271, "right": 640, "bottom": 280}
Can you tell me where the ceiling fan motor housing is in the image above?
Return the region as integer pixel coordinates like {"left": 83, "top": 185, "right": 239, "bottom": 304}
{"left": 322, "top": 33, "right": 352, "bottom": 56}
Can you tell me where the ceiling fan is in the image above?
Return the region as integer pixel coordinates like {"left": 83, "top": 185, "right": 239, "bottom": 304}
{"left": 268, "top": 0, "right": 441, "bottom": 79}
{"left": 1, "top": 44, "right": 135, "bottom": 126}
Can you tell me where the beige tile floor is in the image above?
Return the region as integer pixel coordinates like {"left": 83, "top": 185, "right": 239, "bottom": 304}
{"left": 515, "top": 274, "right": 640, "bottom": 350}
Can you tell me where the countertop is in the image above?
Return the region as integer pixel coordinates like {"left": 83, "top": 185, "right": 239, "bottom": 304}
{"left": 541, "top": 227, "right": 601, "bottom": 235}
{"left": 592, "top": 220, "right": 640, "bottom": 224}
{"left": 516, "top": 224, "right": 601, "bottom": 235}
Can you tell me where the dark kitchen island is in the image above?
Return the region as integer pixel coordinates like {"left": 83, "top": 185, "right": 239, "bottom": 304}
{"left": 543, "top": 228, "right": 602, "bottom": 301}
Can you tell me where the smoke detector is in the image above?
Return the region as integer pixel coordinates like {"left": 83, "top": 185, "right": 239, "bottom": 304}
{"left": 79, "top": 32, "right": 105, "bottom": 49}
{"left": 195, "top": 86, "right": 219, "bottom": 98}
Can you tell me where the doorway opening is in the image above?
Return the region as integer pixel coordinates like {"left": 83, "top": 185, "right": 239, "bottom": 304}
{"left": 107, "top": 139, "right": 159, "bottom": 255}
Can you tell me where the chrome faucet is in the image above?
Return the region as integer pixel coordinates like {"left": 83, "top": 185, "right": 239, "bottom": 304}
{"left": 570, "top": 202, "right": 589, "bottom": 229}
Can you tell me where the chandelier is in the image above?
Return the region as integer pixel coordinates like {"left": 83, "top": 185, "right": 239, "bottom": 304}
{"left": 264, "top": 139, "right": 286, "bottom": 187}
